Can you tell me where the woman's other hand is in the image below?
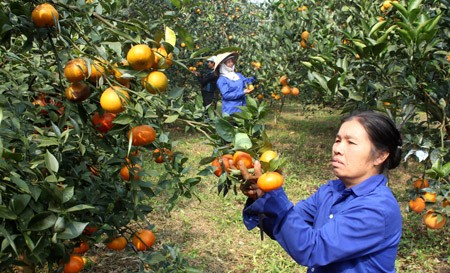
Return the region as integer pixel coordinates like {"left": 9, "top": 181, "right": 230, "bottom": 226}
{"left": 238, "top": 160, "right": 264, "bottom": 199}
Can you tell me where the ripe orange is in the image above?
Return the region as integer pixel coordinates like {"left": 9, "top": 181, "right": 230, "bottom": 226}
{"left": 408, "top": 197, "right": 425, "bottom": 213}
{"left": 153, "top": 148, "right": 174, "bottom": 163}
{"left": 233, "top": 151, "right": 253, "bottom": 169}
{"left": 257, "top": 94, "right": 264, "bottom": 100}
{"left": 64, "top": 58, "right": 89, "bottom": 82}
{"left": 119, "top": 164, "right": 142, "bottom": 181}
{"left": 300, "top": 40, "right": 308, "bottom": 49}
{"left": 260, "top": 150, "right": 278, "bottom": 163}
{"left": 127, "top": 125, "right": 156, "bottom": 146}
{"left": 422, "top": 191, "right": 436, "bottom": 203}
{"left": 92, "top": 112, "right": 116, "bottom": 133}
{"left": 291, "top": 87, "right": 300, "bottom": 96}
{"left": 100, "top": 86, "right": 129, "bottom": 113}
{"left": 63, "top": 254, "right": 84, "bottom": 273}
{"left": 106, "top": 236, "right": 127, "bottom": 251}
{"left": 279, "top": 75, "right": 288, "bottom": 86}
{"left": 65, "top": 81, "right": 91, "bottom": 103}
{"left": 257, "top": 171, "right": 284, "bottom": 192}
{"left": 301, "top": 30, "right": 310, "bottom": 41}
{"left": 127, "top": 44, "right": 154, "bottom": 70}
{"left": 82, "top": 225, "right": 98, "bottom": 236}
{"left": 132, "top": 229, "right": 156, "bottom": 251}
{"left": 143, "top": 71, "right": 168, "bottom": 94}
{"left": 88, "top": 60, "right": 106, "bottom": 83}
{"left": 274, "top": 94, "right": 282, "bottom": 100}
{"left": 443, "top": 199, "right": 450, "bottom": 208}
{"left": 412, "top": 178, "right": 429, "bottom": 189}
{"left": 153, "top": 46, "right": 173, "bottom": 69}
{"left": 211, "top": 158, "right": 222, "bottom": 177}
{"left": 180, "top": 42, "right": 186, "bottom": 48}
{"left": 31, "top": 3, "right": 59, "bottom": 28}
{"left": 423, "top": 210, "right": 446, "bottom": 229}
{"left": 281, "top": 85, "right": 291, "bottom": 95}
{"left": 72, "top": 241, "right": 90, "bottom": 254}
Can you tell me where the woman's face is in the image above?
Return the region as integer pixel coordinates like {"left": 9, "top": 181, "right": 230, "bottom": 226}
{"left": 225, "top": 58, "right": 235, "bottom": 67}
{"left": 332, "top": 119, "right": 388, "bottom": 187}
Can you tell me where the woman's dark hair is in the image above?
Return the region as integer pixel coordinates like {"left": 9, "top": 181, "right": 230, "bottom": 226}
{"left": 342, "top": 111, "right": 402, "bottom": 172}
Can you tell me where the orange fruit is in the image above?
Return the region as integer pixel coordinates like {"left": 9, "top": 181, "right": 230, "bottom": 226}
{"left": 153, "top": 46, "right": 173, "bottom": 69}
{"left": 106, "top": 236, "right": 127, "bottom": 251}
{"left": 72, "top": 241, "right": 90, "bottom": 254}
{"left": 127, "top": 44, "right": 154, "bottom": 70}
{"left": 31, "top": 3, "right": 59, "bottom": 28}
{"left": 279, "top": 75, "right": 288, "bottom": 86}
{"left": 233, "top": 151, "right": 253, "bottom": 169}
{"left": 65, "top": 81, "right": 91, "bottom": 103}
{"left": 274, "top": 94, "right": 282, "bottom": 100}
{"left": 82, "top": 225, "right": 98, "bottom": 236}
{"left": 423, "top": 210, "right": 446, "bottom": 229}
{"left": 211, "top": 158, "right": 222, "bottom": 177}
{"left": 143, "top": 71, "right": 168, "bottom": 94}
{"left": 408, "top": 197, "right": 425, "bottom": 213}
{"left": 443, "top": 199, "right": 450, "bottom": 208}
{"left": 127, "top": 125, "right": 156, "bottom": 146}
{"left": 301, "top": 30, "right": 310, "bottom": 41}
{"left": 413, "top": 178, "right": 429, "bottom": 189}
{"left": 260, "top": 150, "right": 278, "bottom": 163}
{"left": 281, "top": 85, "right": 291, "bottom": 95}
{"left": 153, "top": 148, "right": 174, "bottom": 163}
{"left": 257, "top": 171, "right": 284, "bottom": 192}
{"left": 423, "top": 191, "right": 436, "bottom": 203}
{"left": 132, "top": 229, "right": 156, "bottom": 251}
{"left": 180, "top": 42, "right": 186, "bottom": 48}
{"left": 88, "top": 60, "right": 106, "bottom": 83}
{"left": 382, "top": 1, "right": 393, "bottom": 9}
{"left": 112, "top": 62, "right": 131, "bottom": 87}
{"left": 119, "top": 164, "right": 142, "bottom": 181}
{"left": 92, "top": 112, "right": 116, "bottom": 133}
{"left": 257, "top": 94, "right": 264, "bottom": 100}
{"left": 291, "top": 87, "right": 300, "bottom": 96}
{"left": 300, "top": 40, "right": 308, "bottom": 49}
{"left": 63, "top": 254, "right": 84, "bottom": 273}
{"left": 64, "top": 58, "right": 89, "bottom": 83}
{"left": 100, "top": 86, "right": 129, "bottom": 113}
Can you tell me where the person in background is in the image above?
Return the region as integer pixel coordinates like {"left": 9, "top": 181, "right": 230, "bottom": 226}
{"left": 192, "top": 56, "right": 219, "bottom": 108}
{"left": 214, "top": 52, "right": 255, "bottom": 115}
{"left": 237, "top": 111, "right": 403, "bottom": 273}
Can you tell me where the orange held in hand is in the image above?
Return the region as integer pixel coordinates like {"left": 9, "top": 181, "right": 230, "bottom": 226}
{"left": 257, "top": 171, "right": 284, "bottom": 192}
{"left": 233, "top": 151, "right": 253, "bottom": 169}
{"left": 132, "top": 229, "right": 156, "bottom": 251}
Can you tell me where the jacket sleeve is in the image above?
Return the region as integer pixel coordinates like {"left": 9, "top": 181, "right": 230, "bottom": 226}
{"left": 243, "top": 187, "right": 400, "bottom": 268}
{"left": 217, "top": 77, "right": 245, "bottom": 101}
{"left": 197, "top": 71, "right": 217, "bottom": 86}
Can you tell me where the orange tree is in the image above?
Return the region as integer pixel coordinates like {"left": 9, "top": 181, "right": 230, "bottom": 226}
{"left": 0, "top": 0, "right": 207, "bottom": 271}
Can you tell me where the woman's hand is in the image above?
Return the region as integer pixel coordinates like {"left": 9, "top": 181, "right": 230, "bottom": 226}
{"left": 244, "top": 88, "right": 253, "bottom": 94}
{"left": 237, "top": 160, "right": 265, "bottom": 200}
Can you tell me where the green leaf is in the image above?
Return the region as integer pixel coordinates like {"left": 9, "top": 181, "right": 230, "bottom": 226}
{"left": 0, "top": 205, "right": 18, "bottom": 220}
{"left": 28, "top": 212, "right": 57, "bottom": 231}
{"left": 408, "top": 0, "right": 422, "bottom": 12}
{"left": 62, "top": 186, "right": 74, "bottom": 204}
{"left": 65, "top": 204, "right": 95, "bottom": 213}
{"left": 214, "top": 118, "right": 235, "bottom": 142}
{"left": 368, "top": 21, "right": 388, "bottom": 37}
{"left": 45, "top": 150, "right": 59, "bottom": 173}
{"left": 56, "top": 221, "right": 89, "bottom": 240}
{"left": 9, "top": 194, "right": 31, "bottom": 215}
{"left": 164, "top": 114, "right": 179, "bottom": 123}
{"left": 165, "top": 26, "right": 176, "bottom": 47}
{"left": 441, "top": 161, "right": 450, "bottom": 177}
{"left": 234, "top": 133, "right": 252, "bottom": 150}
{"left": 11, "top": 176, "right": 30, "bottom": 193}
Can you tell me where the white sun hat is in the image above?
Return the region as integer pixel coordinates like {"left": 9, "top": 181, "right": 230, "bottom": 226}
{"left": 213, "top": 52, "right": 239, "bottom": 73}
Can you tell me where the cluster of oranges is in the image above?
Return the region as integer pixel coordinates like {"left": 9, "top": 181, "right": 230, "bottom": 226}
{"left": 277, "top": 75, "right": 300, "bottom": 99}
{"left": 211, "top": 150, "right": 284, "bottom": 192}
{"left": 408, "top": 178, "right": 447, "bottom": 229}
{"left": 300, "top": 30, "right": 310, "bottom": 49}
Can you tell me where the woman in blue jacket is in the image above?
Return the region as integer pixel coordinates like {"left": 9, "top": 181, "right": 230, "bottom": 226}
{"left": 236, "top": 111, "right": 403, "bottom": 273}
{"left": 214, "top": 52, "right": 255, "bottom": 115}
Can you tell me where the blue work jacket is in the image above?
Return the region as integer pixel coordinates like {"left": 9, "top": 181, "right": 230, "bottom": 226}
{"left": 243, "top": 174, "right": 402, "bottom": 273}
{"left": 216, "top": 73, "right": 254, "bottom": 115}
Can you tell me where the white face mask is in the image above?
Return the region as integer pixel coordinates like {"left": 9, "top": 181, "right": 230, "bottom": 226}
{"left": 220, "top": 63, "right": 239, "bottom": 81}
